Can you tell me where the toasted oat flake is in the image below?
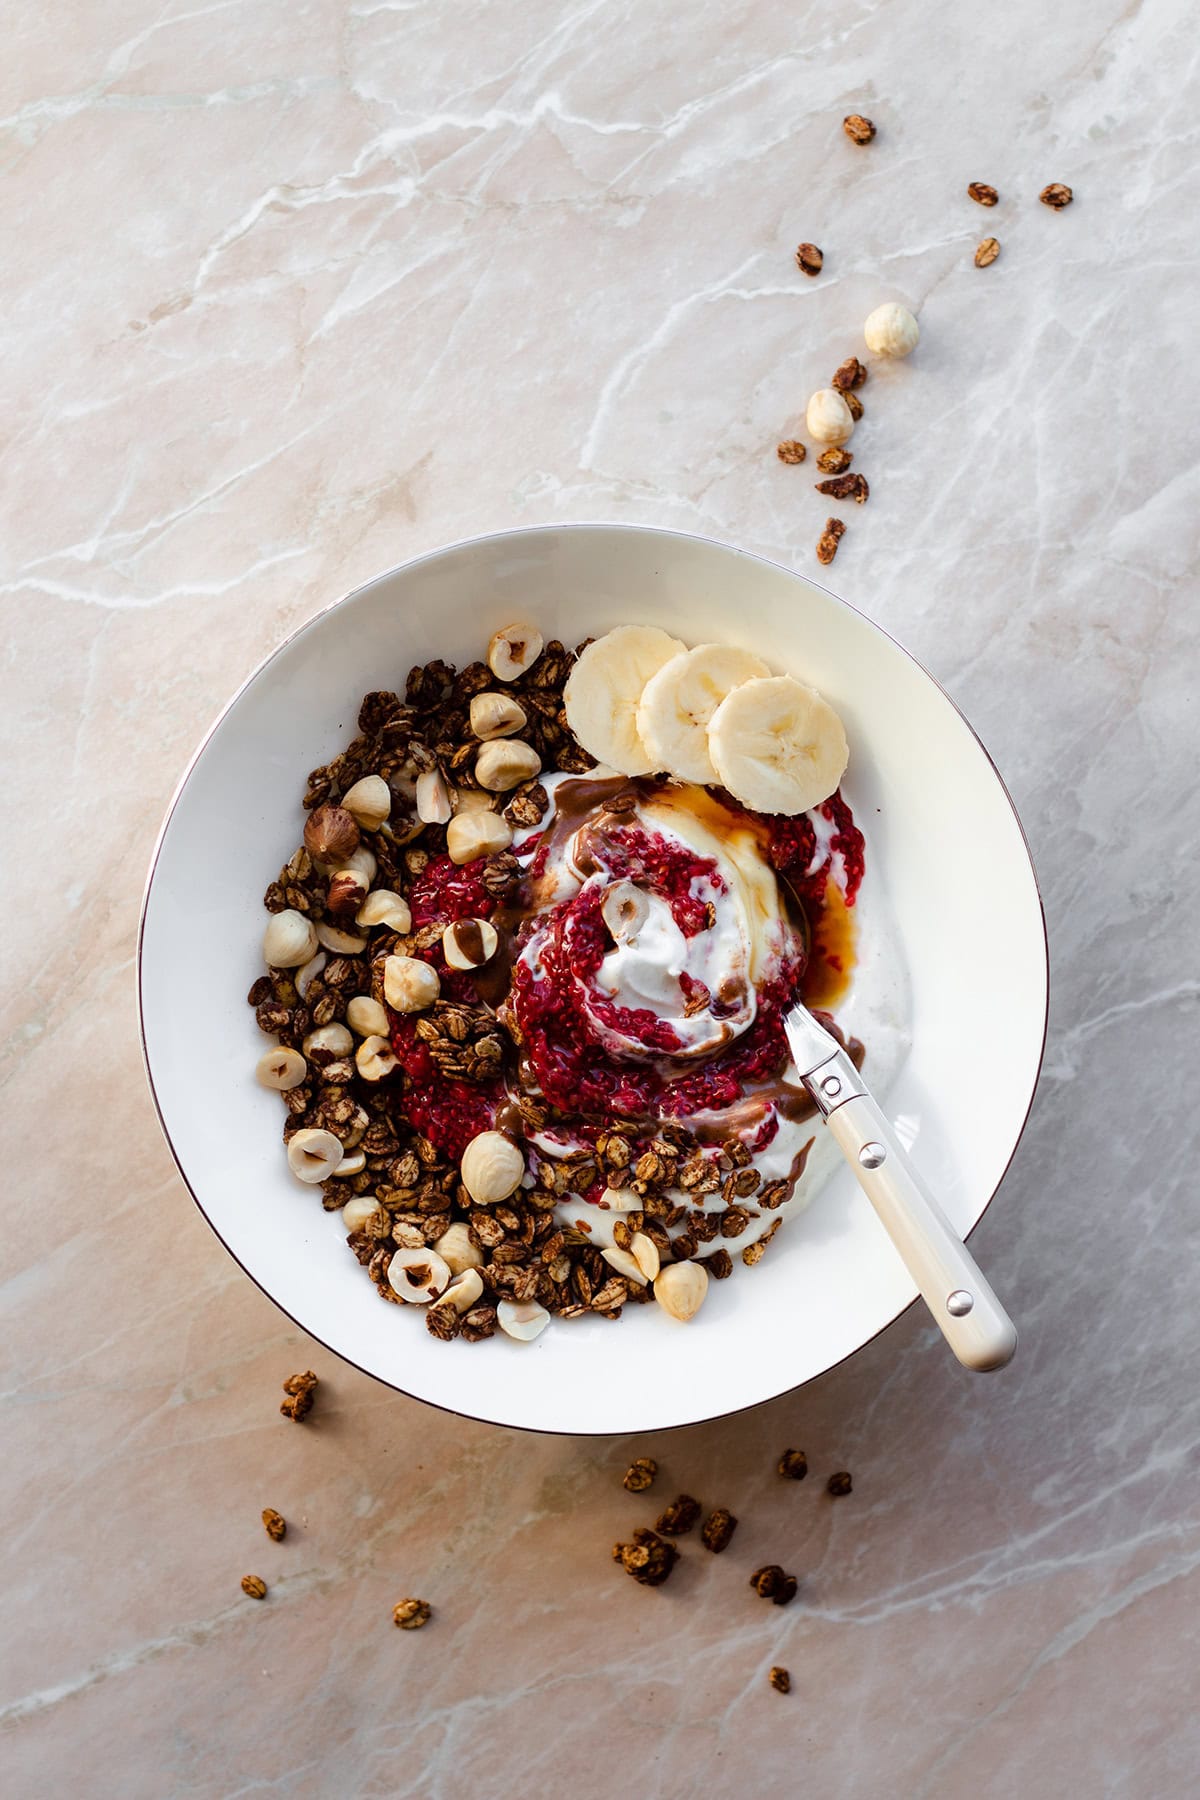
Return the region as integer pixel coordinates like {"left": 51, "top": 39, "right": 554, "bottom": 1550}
{"left": 974, "top": 236, "right": 1001, "bottom": 268}
{"left": 262, "top": 1508, "right": 287, "bottom": 1541}
{"left": 241, "top": 1575, "right": 268, "bottom": 1600}
{"left": 1039, "top": 182, "right": 1073, "bottom": 208}
{"left": 967, "top": 182, "right": 999, "bottom": 206}
{"left": 842, "top": 113, "right": 875, "bottom": 144}
{"left": 794, "top": 242, "right": 823, "bottom": 277}
{"left": 776, "top": 439, "right": 807, "bottom": 465}
{"left": 393, "top": 1597, "right": 432, "bottom": 1629}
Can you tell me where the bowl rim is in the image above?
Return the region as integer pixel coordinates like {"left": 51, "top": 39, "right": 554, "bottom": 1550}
{"left": 137, "top": 520, "right": 1050, "bottom": 1434}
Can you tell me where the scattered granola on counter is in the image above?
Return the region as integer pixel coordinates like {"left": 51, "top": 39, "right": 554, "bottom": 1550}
{"left": 968, "top": 181, "right": 999, "bottom": 206}
{"left": 393, "top": 1598, "right": 432, "bottom": 1629}
{"left": 842, "top": 113, "right": 876, "bottom": 144}
{"left": 1039, "top": 182, "right": 1073, "bottom": 209}
{"left": 279, "top": 1370, "right": 318, "bottom": 1422}
{"left": 777, "top": 1448, "right": 809, "bottom": 1481}
{"left": 623, "top": 1457, "right": 658, "bottom": 1493}
{"left": 261, "top": 1508, "right": 287, "bottom": 1542}
{"left": 769, "top": 1666, "right": 792, "bottom": 1694}
{"left": 241, "top": 1575, "right": 268, "bottom": 1600}
{"left": 827, "top": 1470, "right": 854, "bottom": 1497}
{"left": 794, "top": 242, "right": 823, "bottom": 277}
{"left": 816, "top": 518, "right": 846, "bottom": 564}
{"left": 974, "top": 236, "right": 1001, "bottom": 268}
{"left": 831, "top": 356, "right": 868, "bottom": 391}
{"left": 776, "top": 438, "right": 807, "bottom": 464}
{"left": 656, "top": 1494, "right": 703, "bottom": 1537}
{"left": 700, "top": 1507, "right": 738, "bottom": 1553}
{"left": 613, "top": 1528, "right": 679, "bottom": 1587}
{"left": 815, "top": 473, "right": 870, "bottom": 505}
{"left": 750, "top": 1564, "right": 799, "bottom": 1606}
{"left": 816, "top": 447, "right": 853, "bottom": 474}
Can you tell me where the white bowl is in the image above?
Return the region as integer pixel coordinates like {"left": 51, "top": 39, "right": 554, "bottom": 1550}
{"left": 139, "top": 525, "right": 1047, "bottom": 1435}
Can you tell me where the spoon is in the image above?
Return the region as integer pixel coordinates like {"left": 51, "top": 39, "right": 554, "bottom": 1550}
{"left": 784, "top": 1002, "right": 1017, "bottom": 1371}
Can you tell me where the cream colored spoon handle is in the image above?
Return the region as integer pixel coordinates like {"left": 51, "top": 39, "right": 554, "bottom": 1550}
{"left": 825, "top": 1092, "right": 1017, "bottom": 1371}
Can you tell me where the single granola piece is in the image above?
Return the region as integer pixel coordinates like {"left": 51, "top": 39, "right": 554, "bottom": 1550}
{"left": 769, "top": 1666, "right": 792, "bottom": 1694}
{"left": 623, "top": 1457, "right": 658, "bottom": 1493}
{"left": 974, "top": 236, "right": 1001, "bottom": 268}
{"left": 816, "top": 518, "right": 846, "bottom": 565}
{"left": 816, "top": 449, "right": 853, "bottom": 478}
{"left": 772, "top": 1574, "right": 799, "bottom": 1606}
{"left": 699, "top": 1247, "right": 733, "bottom": 1280}
{"left": 241, "top": 1575, "right": 268, "bottom": 1600}
{"left": 393, "top": 1597, "right": 432, "bottom": 1629}
{"left": 1039, "top": 182, "right": 1073, "bottom": 209}
{"left": 967, "top": 181, "right": 998, "bottom": 206}
{"left": 794, "top": 242, "right": 823, "bottom": 277}
{"left": 815, "top": 473, "right": 869, "bottom": 505}
{"left": 831, "top": 355, "right": 867, "bottom": 391}
{"left": 827, "top": 1470, "right": 854, "bottom": 1497}
{"left": 279, "top": 1370, "right": 318, "bottom": 1422}
{"left": 262, "top": 1508, "right": 287, "bottom": 1542}
{"left": 700, "top": 1507, "right": 738, "bottom": 1553}
{"left": 844, "top": 389, "right": 864, "bottom": 421}
{"left": 655, "top": 1493, "right": 702, "bottom": 1536}
{"left": 750, "top": 1564, "right": 787, "bottom": 1599}
{"left": 843, "top": 113, "right": 875, "bottom": 144}
{"left": 776, "top": 439, "right": 807, "bottom": 465}
{"left": 778, "top": 1448, "right": 808, "bottom": 1481}
{"left": 613, "top": 1527, "right": 679, "bottom": 1587}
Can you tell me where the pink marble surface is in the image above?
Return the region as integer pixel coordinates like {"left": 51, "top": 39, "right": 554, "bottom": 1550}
{"left": 3, "top": 0, "right": 1199, "bottom": 1794}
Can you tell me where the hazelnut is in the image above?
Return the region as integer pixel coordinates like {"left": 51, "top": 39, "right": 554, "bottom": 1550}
{"left": 601, "top": 1245, "right": 649, "bottom": 1287}
{"left": 342, "top": 1194, "right": 381, "bottom": 1232}
{"left": 863, "top": 301, "right": 919, "bottom": 359}
{"left": 442, "top": 1267, "right": 485, "bottom": 1314}
{"left": 326, "top": 867, "right": 369, "bottom": 919}
{"left": 319, "top": 1058, "right": 355, "bottom": 1086}
{"left": 805, "top": 388, "right": 855, "bottom": 445}
{"left": 340, "top": 775, "right": 391, "bottom": 832}
{"left": 355, "top": 1034, "right": 398, "bottom": 1081}
{"left": 294, "top": 951, "right": 326, "bottom": 999}
{"left": 383, "top": 954, "right": 440, "bottom": 1012}
{"left": 653, "top": 1260, "right": 709, "bottom": 1322}
{"left": 262, "top": 908, "right": 319, "bottom": 969}
{"left": 487, "top": 622, "right": 543, "bottom": 681}
{"left": 452, "top": 786, "right": 498, "bottom": 815}
{"left": 630, "top": 1230, "right": 661, "bottom": 1282}
{"left": 446, "top": 811, "right": 513, "bottom": 865}
{"left": 356, "top": 889, "right": 412, "bottom": 933}
{"left": 331, "top": 1148, "right": 364, "bottom": 1177}
{"left": 433, "top": 1220, "right": 484, "bottom": 1275}
{"left": 345, "top": 995, "right": 390, "bottom": 1037}
{"left": 496, "top": 1298, "right": 551, "bottom": 1342}
{"left": 302, "top": 1022, "right": 353, "bottom": 1059}
{"left": 255, "top": 1046, "right": 307, "bottom": 1091}
{"left": 470, "top": 691, "right": 527, "bottom": 739}
{"left": 286, "top": 1127, "right": 344, "bottom": 1184}
{"left": 340, "top": 1104, "right": 370, "bottom": 1148}
{"left": 303, "top": 804, "right": 360, "bottom": 866}
{"left": 340, "top": 843, "right": 378, "bottom": 884}
{"left": 601, "top": 880, "right": 649, "bottom": 943}
{"left": 460, "top": 1130, "right": 525, "bottom": 1206}
{"left": 475, "top": 739, "right": 542, "bottom": 793}
{"left": 442, "top": 918, "right": 499, "bottom": 970}
{"left": 315, "top": 920, "right": 368, "bottom": 954}
{"left": 416, "top": 768, "right": 453, "bottom": 825}
{"left": 387, "top": 1246, "right": 451, "bottom": 1304}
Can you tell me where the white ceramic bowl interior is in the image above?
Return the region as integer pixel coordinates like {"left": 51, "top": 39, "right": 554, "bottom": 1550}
{"left": 140, "top": 525, "right": 1047, "bottom": 1434}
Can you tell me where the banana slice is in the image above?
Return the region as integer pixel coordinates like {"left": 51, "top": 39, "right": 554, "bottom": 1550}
{"left": 707, "top": 674, "right": 848, "bottom": 814}
{"left": 564, "top": 624, "right": 686, "bottom": 775}
{"left": 637, "top": 643, "right": 771, "bottom": 785}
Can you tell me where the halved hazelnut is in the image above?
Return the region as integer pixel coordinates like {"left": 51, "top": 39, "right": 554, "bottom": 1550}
{"left": 326, "top": 867, "right": 369, "bottom": 919}
{"left": 262, "top": 909, "right": 319, "bottom": 969}
{"left": 387, "top": 1246, "right": 451, "bottom": 1304}
{"left": 286, "top": 1127, "right": 343, "bottom": 1184}
{"left": 255, "top": 1046, "right": 307, "bottom": 1091}
{"left": 475, "top": 740, "right": 542, "bottom": 792}
{"left": 303, "top": 804, "right": 360, "bottom": 866}
{"left": 630, "top": 1230, "right": 661, "bottom": 1282}
{"left": 470, "top": 691, "right": 527, "bottom": 739}
{"left": 341, "top": 775, "right": 391, "bottom": 832}
{"left": 383, "top": 954, "right": 440, "bottom": 1012}
{"left": 416, "top": 768, "right": 453, "bottom": 825}
{"left": 345, "top": 995, "right": 390, "bottom": 1037}
{"left": 487, "top": 622, "right": 543, "bottom": 682}
{"left": 356, "top": 889, "right": 412, "bottom": 933}
{"left": 333, "top": 1148, "right": 366, "bottom": 1176}
{"left": 302, "top": 1022, "right": 353, "bottom": 1059}
{"left": 442, "top": 918, "right": 499, "bottom": 970}
{"left": 355, "top": 1034, "right": 398, "bottom": 1081}
{"left": 602, "top": 1245, "right": 649, "bottom": 1286}
{"left": 496, "top": 1298, "right": 551, "bottom": 1342}
{"left": 342, "top": 1194, "right": 382, "bottom": 1232}
{"left": 315, "top": 920, "right": 368, "bottom": 954}
{"left": 601, "top": 880, "right": 650, "bottom": 943}
{"left": 446, "top": 811, "right": 513, "bottom": 865}
{"left": 460, "top": 1130, "right": 525, "bottom": 1205}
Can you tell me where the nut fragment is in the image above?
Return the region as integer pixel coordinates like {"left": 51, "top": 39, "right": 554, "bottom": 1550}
{"left": 340, "top": 843, "right": 377, "bottom": 884}
{"left": 816, "top": 447, "right": 852, "bottom": 474}
{"left": 263, "top": 908, "right": 319, "bottom": 969}
{"left": 487, "top": 622, "right": 543, "bottom": 681}
{"left": 601, "top": 1245, "right": 648, "bottom": 1286}
{"left": 346, "top": 995, "right": 390, "bottom": 1037}
{"left": 475, "top": 739, "right": 542, "bottom": 792}
{"left": 700, "top": 1507, "right": 738, "bottom": 1553}
{"left": 326, "top": 867, "right": 369, "bottom": 919}
{"left": 815, "top": 472, "right": 870, "bottom": 505}
{"left": 446, "top": 810, "right": 513, "bottom": 864}
{"left": 794, "top": 241, "right": 823, "bottom": 276}
{"left": 356, "top": 890, "right": 412, "bottom": 934}
{"left": 342, "top": 1194, "right": 383, "bottom": 1232}
{"left": 295, "top": 951, "right": 326, "bottom": 999}
{"left": 287, "top": 1127, "right": 344, "bottom": 1184}
{"left": 805, "top": 387, "right": 854, "bottom": 446}
{"left": 433, "top": 1220, "right": 484, "bottom": 1274}
{"left": 778, "top": 1448, "right": 809, "bottom": 1480}
{"left": 442, "top": 917, "right": 499, "bottom": 970}
{"left": 393, "top": 1598, "right": 432, "bottom": 1630}
{"left": 460, "top": 1130, "right": 525, "bottom": 1205}
{"left": 388, "top": 1245, "right": 451, "bottom": 1304}
{"left": 255, "top": 1046, "right": 307, "bottom": 1091}
{"left": 279, "top": 1370, "right": 317, "bottom": 1422}
{"left": 827, "top": 1470, "right": 853, "bottom": 1497}
{"left": 863, "top": 301, "right": 919, "bottom": 358}
{"left": 816, "top": 518, "right": 846, "bottom": 565}
{"left": 842, "top": 112, "right": 875, "bottom": 144}
{"left": 262, "top": 1508, "right": 286, "bottom": 1542}
{"left": 1039, "top": 182, "right": 1073, "bottom": 209}
{"left": 496, "top": 1297, "right": 551, "bottom": 1342}
{"left": 302, "top": 1023, "right": 353, "bottom": 1059}
{"left": 601, "top": 880, "right": 650, "bottom": 943}
{"left": 613, "top": 1528, "right": 678, "bottom": 1586}
{"left": 974, "top": 236, "right": 1001, "bottom": 267}
{"left": 470, "top": 691, "right": 528, "bottom": 739}
{"left": 629, "top": 1230, "right": 661, "bottom": 1282}
{"left": 831, "top": 356, "right": 868, "bottom": 391}
{"left": 776, "top": 439, "right": 807, "bottom": 465}
{"left": 416, "top": 768, "right": 453, "bottom": 825}
{"left": 340, "top": 775, "right": 391, "bottom": 831}
{"left": 968, "top": 181, "right": 999, "bottom": 206}
{"left": 442, "top": 1267, "right": 485, "bottom": 1313}
{"left": 384, "top": 955, "right": 440, "bottom": 1012}
{"left": 355, "top": 1034, "right": 399, "bottom": 1081}
{"left": 769, "top": 1667, "right": 791, "bottom": 1694}
{"left": 315, "top": 920, "right": 368, "bottom": 954}
{"left": 334, "top": 1147, "right": 366, "bottom": 1176}
{"left": 303, "top": 804, "right": 360, "bottom": 866}
{"left": 622, "top": 1457, "right": 657, "bottom": 1493}
{"left": 653, "top": 1260, "right": 708, "bottom": 1322}
{"left": 241, "top": 1575, "right": 268, "bottom": 1600}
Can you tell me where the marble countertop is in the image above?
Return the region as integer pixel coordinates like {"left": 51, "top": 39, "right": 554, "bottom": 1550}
{"left": 3, "top": 1, "right": 1197, "bottom": 1794}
